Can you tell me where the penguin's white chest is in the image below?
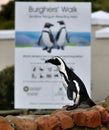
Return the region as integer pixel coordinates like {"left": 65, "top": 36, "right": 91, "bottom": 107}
{"left": 57, "top": 29, "right": 66, "bottom": 46}
{"left": 42, "top": 32, "right": 53, "bottom": 47}
{"left": 60, "top": 73, "right": 68, "bottom": 90}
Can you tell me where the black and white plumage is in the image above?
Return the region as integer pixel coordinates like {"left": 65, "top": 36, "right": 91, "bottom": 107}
{"left": 45, "top": 56, "right": 96, "bottom": 110}
{"left": 56, "top": 21, "right": 70, "bottom": 50}
{"left": 37, "top": 22, "right": 55, "bottom": 53}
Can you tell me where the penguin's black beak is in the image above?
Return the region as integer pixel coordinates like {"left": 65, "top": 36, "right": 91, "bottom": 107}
{"left": 45, "top": 59, "right": 49, "bottom": 63}
{"left": 50, "top": 24, "right": 54, "bottom": 27}
{"left": 45, "top": 59, "right": 53, "bottom": 64}
{"left": 45, "top": 58, "right": 61, "bottom": 65}
{"left": 57, "top": 21, "right": 64, "bottom": 25}
{"left": 45, "top": 58, "right": 56, "bottom": 65}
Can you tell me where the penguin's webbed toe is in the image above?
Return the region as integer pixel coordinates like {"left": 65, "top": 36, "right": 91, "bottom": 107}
{"left": 43, "top": 47, "right": 48, "bottom": 50}
{"left": 61, "top": 46, "right": 64, "bottom": 50}
{"left": 48, "top": 49, "right": 52, "bottom": 53}
{"left": 66, "top": 104, "right": 78, "bottom": 110}
{"left": 57, "top": 46, "right": 60, "bottom": 49}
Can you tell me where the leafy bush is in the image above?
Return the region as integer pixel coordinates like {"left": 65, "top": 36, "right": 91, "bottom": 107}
{"left": 0, "top": 20, "right": 14, "bottom": 30}
{"left": 0, "top": 66, "right": 14, "bottom": 110}
{"left": 0, "top": 1, "right": 14, "bottom": 30}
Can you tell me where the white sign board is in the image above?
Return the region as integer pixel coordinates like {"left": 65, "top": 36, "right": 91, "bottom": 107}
{"left": 15, "top": 2, "right": 91, "bottom": 109}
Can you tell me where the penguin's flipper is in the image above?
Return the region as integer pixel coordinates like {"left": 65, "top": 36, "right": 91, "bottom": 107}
{"left": 50, "top": 30, "right": 55, "bottom": 45}
{"left": 67, "top": 82, "right": 77, "bottom": 100}
{"left": 55, "top": 30, "right": 60, "bottom": 41}
{"left": 67, "top": 87, "right": 73, "bottom": 100}
{"left": 37, "top": 34, "right": 42, "bottom": 46}
{"left": 68, "top": 81, "right": 77, "bottom": 90}
{"left": 66, "top": 33, "right": 70, "bottom": 43}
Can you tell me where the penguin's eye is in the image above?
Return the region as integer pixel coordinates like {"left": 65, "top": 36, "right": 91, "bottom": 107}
{"left": 54, "top": 58, "right": 61, "bottom": 65}
{"left": 53, "top": 58, "right": 58, "bottom": 61}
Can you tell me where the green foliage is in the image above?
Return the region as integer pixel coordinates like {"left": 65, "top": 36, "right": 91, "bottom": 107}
{"left": 56, "top": 0, "right": 91, "bottom": 1}
{"left": 16, "top": 0, "right": 47, "bottom": 1}
{"left": 0, "top": 1, "right": 14, "bottom": 29}
{"left": 0, "top": 0, "right": 109, "bottom": 29}
{"left": 0, "top": 20, "right": 14, "bottom": 29}
{"left": 92, "top": 0, "right": 109, "bottom": 12}
{"left": 0, "top": 66, "right": 14, "bottom": 110}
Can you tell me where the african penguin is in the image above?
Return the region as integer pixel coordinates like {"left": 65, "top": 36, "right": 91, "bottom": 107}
{"left": 55, "top": 21, "right": 70, "bottom": 50}
{"left": 45, "top": 56, "right": 96, "bottom": 110}
{"left": 37, "top": 22, "right": 55, "bottom": 53}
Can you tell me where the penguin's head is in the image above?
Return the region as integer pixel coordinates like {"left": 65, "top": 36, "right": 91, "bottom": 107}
{"left": 45, "top": 56, "right": 68, "bottom": 71}
{"left": 45, "top": 56, "right": 64, "bottom": 66}
{"left": 44, "top": 22, "right": 54, "bottom": 28}
{"left": 57, "top": 21, "right": 65, "bottom": 25}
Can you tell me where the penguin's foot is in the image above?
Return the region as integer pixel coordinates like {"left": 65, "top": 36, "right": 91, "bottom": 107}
{"left": 61, "top": 46, "right": 64, "bottom": 50}
{"left": 57, "top": 46, "right": 60, "bottom": 49}
{"left": 66, "top": 104, "right": 78, "bottom": 110}
{"left": 62, "top": 104, "right": 71, "bottom": 109}
{"left": 47, "top": 48, "right": 52, "bottom": 53}
{"left": 43, "top": 47, "right": 48, "bottom": 50}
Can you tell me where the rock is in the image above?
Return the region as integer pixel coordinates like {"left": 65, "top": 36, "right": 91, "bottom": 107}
{"left": 73, "top": 110, "right": 101, "bottom": 128}
{"left": 47, "top": 116, "right": 61, "bottom": 130}
{"left": 100, "top": 127, "right": 108, "bottom": 130}
{"left": 53, "top": 113, "right": 74, "bottom": 129}
{"left": 51, "top": 109, "right": 67, "bottom": 115}
{"left": 92, "top": 105, "right": 109, "bottom": 124}
{"left": 6, "top": 115, "right": 37, "bottom": 130}
{"left": 36, "top": 115, "right": 61, "bottom": 130}
{"left": 0, "top": 116, "right": 14, "bottom": 130}
{"left": 36, "top": 116, "right": 49, "bottom": 130}
{"left": 85, "top": 110, "right": 101, "bottom": 128}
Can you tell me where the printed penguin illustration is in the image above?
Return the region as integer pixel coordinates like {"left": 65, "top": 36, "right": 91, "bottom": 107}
{"left": 55, "top": 21, "right": 70, "bottom": 50}
{"left": 45, "top": 56, "right": 96, "bottom": 110}
{"left": 37, "top": 22, "right": 55, "bottom": 53}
